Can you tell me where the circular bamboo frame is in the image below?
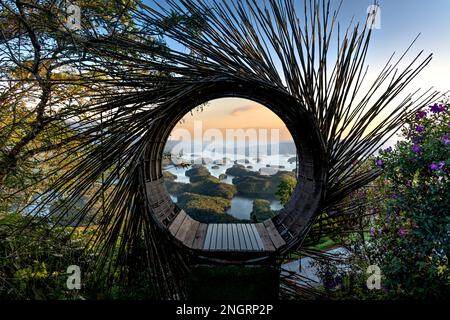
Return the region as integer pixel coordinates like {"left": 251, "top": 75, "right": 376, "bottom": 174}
{"left": 142, "top": 78, "right": 326, "bottom": 259}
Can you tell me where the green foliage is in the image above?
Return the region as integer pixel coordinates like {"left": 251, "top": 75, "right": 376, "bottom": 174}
{"left": 251, "top": 199, "right": 275, "bottom": 222}
{"left": 275, "top": 175, "right": 297, "bottom": 205}
{"left": 233, "top": 170, "right": 295, "bottom": 199}
{"left": 308, "top": 237, "right": 336, "bottom": 252}
{"left": 162, "top": 170, "right": 177, "bottom": 181}
{"left": 319, "top": 103, "right": 450, "bottom": 299}
{"left": 189, "top": 176, "right": 237, "bottom": 200}
{"left": 225, "top": 164, "right": 256, "bottom": 177}
{"left": 0, "top": 213, "right": 90, "bottom": 299}
{"left": 0, "top": 0, "right": 209, "bottom": 300}
{"left": 367, "top": 103, "right": 450, "bottom": 298}
{"left": 165, "top": 180, "right": 188, "bottom": 195}
{"left": 177, "top": 192, "right": 237, "bottom": 223}
{"left": 166, "top": 166, "right": 237, "bottom": 199}
{"left": 185, "top": 165, "right": 211, "bottom": 180}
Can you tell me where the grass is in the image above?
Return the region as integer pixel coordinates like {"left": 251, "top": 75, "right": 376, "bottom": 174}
{"left": 309, "top": 236, "right": 337, "bottom": 252}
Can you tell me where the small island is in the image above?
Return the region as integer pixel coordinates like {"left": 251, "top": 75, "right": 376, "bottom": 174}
{"left": 226, "top": 164, "right": 296, "bottom": 199}
{"left": 163, "top": 164, "right": 294, "bottom": 223}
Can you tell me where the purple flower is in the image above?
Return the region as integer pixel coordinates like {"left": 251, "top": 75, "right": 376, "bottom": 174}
{"left": 412, "top": 143, "right": 421, "bottom": 154}
{"left": 442, "top": 134, "right": 450, "bottom": 145}
{"left": 398, "top": 228, "right": 409, "bottom": 237}
{"left": 429, "top": 103, "right": 446, "bottom": 113}
{"left": 416, "top": 110, "right": 427, "bottom": 119}
{"left": 370, "top": 227, "right": 376, "bottom": 237}
{"left": 430, "top": 161, "right": 445, "bottom": 171}
{"left": 415, "top": 125, "right": 424, "bottom": 133}
{"left": 375, "top": 159, "right": 385, "bottom": 167}
{"left": 384, "top": 146, "right": 392, "bottom": 153}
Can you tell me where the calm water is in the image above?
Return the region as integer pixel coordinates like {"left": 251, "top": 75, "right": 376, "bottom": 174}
{"left": 169, "top": 194, "right": 283, "bottom": 221}
{"left": 227, "top": 196, "right": 283, "bottom": 220}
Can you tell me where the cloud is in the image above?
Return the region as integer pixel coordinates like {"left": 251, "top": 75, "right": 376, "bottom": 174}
{"left": 229, "top": 105, "right": 259, "bottom": 116}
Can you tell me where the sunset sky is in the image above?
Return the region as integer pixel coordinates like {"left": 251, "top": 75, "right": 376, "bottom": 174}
{"left": 171, "top": 98, "right": 293, "bottom": 141}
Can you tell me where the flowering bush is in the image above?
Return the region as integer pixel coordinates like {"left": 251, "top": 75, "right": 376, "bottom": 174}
{"left": 313, "top": 102, "right": 449, "bottom": 299}
{"left": 368, "top": 102, "right": 450, "bottom": 297}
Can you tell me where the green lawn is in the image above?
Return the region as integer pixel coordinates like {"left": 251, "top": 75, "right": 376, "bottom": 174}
{"left": 309, "top": 236, "right": 337, "bottom": 251}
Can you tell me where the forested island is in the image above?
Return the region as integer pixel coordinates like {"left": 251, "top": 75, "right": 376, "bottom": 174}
{"left": 164, "top": 164, "right": 296, "bottom": 223}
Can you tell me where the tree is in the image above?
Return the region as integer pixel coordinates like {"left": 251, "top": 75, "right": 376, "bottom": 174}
{"left": 0, "top": 0, "right": 146, "bottom": 187}
{"left": 276, "top": 176, "right": 296, "bottom": 205}
{"left": 0, "top": 0, "right": 208, "bottom": 299}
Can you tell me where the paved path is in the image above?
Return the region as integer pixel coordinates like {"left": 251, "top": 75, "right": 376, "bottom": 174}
{"left": 281, "top": 247, "right": 350, "bottom": 287}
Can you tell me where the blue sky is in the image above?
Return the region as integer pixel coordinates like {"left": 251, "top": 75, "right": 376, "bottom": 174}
{"left": 156, "top": 1, "right": 450, "bottom": 145}
{"left": 339, "top": 0, "right": 450, "bottom": 93}
{"left": 149, "top": 0, "right": 450, "bottom": 92}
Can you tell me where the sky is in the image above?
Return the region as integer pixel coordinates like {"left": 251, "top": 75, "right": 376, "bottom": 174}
{"left": 339, "top": 0, "right": 450, "bottom": 93}
{"left": 172, "top": 98, "right": 294, "bottom": 141}
{"left": 164, "top": 0, "right": 450, "bottom": 142}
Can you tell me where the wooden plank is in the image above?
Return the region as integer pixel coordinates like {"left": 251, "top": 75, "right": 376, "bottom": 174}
{"left": 216, "top": 224, "right": 222, "bottom": 250}
{"left": 203, "top": 224, "right": 213, "bottom": 250}
{"left": 243, "top": 224, "right": 253, "bottom": 250}
{"left": 175, "top": 215, "right": 196, "bottom": 244}
{"left": 193, "top": 223, "right": 208, "bottom": 250}
{"left": 244, "top": 224, "right": 258, "bottom": 250}
{"left": 156, "top": 200, "right": 171, "bottom": 220}
{"left": 227, "top": 224, "right": 234, "bottom": 250}
{"left": 255, "top": 223, "right": 275, "bottom": 252}
{"left": 210, "top": 224, "right": 218, "bottom": 250}
{"left": 168, "top": 210, "right": 187, "bottom": 236}
{"left": 221, "top": 224, "right": 228, "bottom": 251}
{"left": 183, "top": 220, "right": 200, "bottom": 247}
{"left": 237, "top": 223, "right": 251, "bottom": 250}
{"left": 249, "top": 224, "right": 264, "bottom": 251}
{"left": 145, "top": 181, "right": 155, "bottom": 190}
{"left": 263, "top": 219, "right": 286, "bottom": 249}
{"left": 146, "top": 181, "right": 163, "bottom": 200}
{"left": 217, "top": 224, "right": 223, "bottom": 250}
{"left": 231, "top": 224, "right": 240, "bottom": 250}
{"left": 160, "top": 206, "right": 174, "bottom": 222}
{"left": 235, "top": 224, "right": 246, "bottom": 250}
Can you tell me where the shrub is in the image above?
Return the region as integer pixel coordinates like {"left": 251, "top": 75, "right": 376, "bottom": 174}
{"left": 310, "top": 102, "right": 449, "bottom": 299}
{"left": 367, "top": 102, "right": 450, "bottom": 298}
{"left": 0, "top": 213, "right": 91, "bottom": 299}
{"left": 251, "top": 199, "right": 275, "bottom": 222}
{"left": 177, "top": 193, "right": 236, "bottom": 223}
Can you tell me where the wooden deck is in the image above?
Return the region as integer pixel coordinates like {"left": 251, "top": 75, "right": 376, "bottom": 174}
{"left": 167, "top": 210, "right": 285, "bottom": 253}
{"left": 145, "top": 179, "right": 286, "bottom": 254}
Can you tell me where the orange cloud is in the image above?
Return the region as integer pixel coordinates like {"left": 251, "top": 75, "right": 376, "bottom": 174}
{"left": 229, "top": 105, "right": 259, "bottom": 116}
